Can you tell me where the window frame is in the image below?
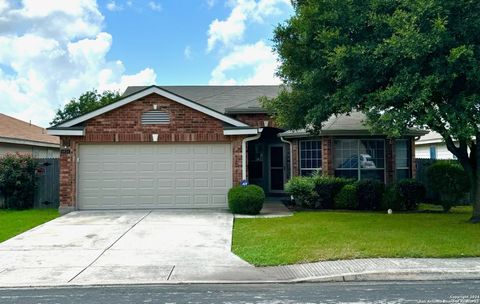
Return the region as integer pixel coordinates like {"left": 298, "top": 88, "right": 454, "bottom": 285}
{"left": 299, "top": 139, "right": 322, "bottom": 176}
{"left": 395, "top": 139, "right": 411, "bottom": 180}
{"left": 333, "top": 138, "right": 386, "bottom": 182}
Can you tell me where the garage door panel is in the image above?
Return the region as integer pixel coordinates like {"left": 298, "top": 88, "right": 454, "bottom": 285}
{"left": 194, "top": 178, "right": 209, "bottom": 188}
{"left": 194, "top": 161, "right": 209, "bottom": 172}
{"left": 174, "top": 161, "right": 191, "bottom": 172}
{"left": 212, "top": 161, "right": 228, "bottom": 171}
{"left": 158, "top": 162, "right": 173, "bottom": 172}
{"left": 78, "top": 144, "right": 232, "bottom": 209}
{"left": 212, "top": 195, "right": 227, "bottom": 205}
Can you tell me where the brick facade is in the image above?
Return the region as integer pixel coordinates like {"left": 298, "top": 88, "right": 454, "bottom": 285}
{"left": 291, "top": 140, "right": 299, "bottom": 176}
{"left": 322, "top": 137, "right": 334, "bottom": 176}
{"left": 233, "top": 113, "right": 277, "bottom": 128}
{"left": 410, "top": 137, "right": 416, "bottom": 179}
{"left": 58, "top": 94, "right": 261, "bottom": 210}
{"left": 385, "top": 139, "right": 395, "bottom": 184}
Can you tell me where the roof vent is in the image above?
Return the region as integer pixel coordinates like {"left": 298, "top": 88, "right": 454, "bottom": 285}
{"left": 141, "top": 110, "right": 170, "bottom": 125}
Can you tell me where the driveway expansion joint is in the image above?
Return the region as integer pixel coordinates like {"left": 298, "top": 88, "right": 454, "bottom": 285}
{"left": 167, "top": 266, "right": 175, "bottom": 281}
{"left": 67, "top": 211, "right": 152, "bottom": 283}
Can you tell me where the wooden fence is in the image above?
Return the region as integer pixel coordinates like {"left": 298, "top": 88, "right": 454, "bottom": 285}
{"left": 34, "top": 158, "right": 60, "bottom": 209}
{"left": 0, "top": 158, "right": 59, "bottom": 209}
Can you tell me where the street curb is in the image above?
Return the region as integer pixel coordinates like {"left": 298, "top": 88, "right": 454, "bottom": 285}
{"left": 0, "top": 270, "right": 479, "bottom": 289}
{"left": 290, "top": 270, "right": 480, "bottom": 283}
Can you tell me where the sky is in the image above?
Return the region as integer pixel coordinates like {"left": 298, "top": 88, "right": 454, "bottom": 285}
{"left": 0, "top": 0, "right": 293, "bottom": 127}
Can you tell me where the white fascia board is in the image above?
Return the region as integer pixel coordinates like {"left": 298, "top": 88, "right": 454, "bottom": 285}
{"left": 57, "top": 86, "right": 248, "bottom": 128}
{"left": 223, "top": 128, "right": 261, "bottom": 135}
{"left": 47, "top": 129, "right": 85, "bottom": 136}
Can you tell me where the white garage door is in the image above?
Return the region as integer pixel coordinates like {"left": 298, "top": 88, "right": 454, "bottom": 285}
{"left": 78, "top": 144, "right": 232, "bottom": 210}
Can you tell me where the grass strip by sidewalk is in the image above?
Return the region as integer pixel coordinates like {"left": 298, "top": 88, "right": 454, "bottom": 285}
{"left": 232, "top": 205, "right": 480, "bottom": 266}
{"left": 0, "top": 209, "right": 59, "bottom": 243}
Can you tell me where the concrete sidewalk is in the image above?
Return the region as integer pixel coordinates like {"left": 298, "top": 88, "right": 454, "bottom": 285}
{"left": 259, "top": 257, "right": 480, "bottom": 283}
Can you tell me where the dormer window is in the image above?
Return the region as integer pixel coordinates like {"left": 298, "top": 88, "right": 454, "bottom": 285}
{"left": 141, "top": 110, "right": 170, "bottom": 125}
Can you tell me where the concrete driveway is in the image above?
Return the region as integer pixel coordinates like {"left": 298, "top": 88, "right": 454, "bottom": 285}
{"left": 0, "top": 210, "right": 263, "bottom": 287}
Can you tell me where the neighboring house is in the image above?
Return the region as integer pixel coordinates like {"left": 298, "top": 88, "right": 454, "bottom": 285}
{"left": 0, "top": 114, "right": 59, "bottom": 158}
{"left": 415, "top": 131, "right": 457, "bottom": 160}
{"left": 47, "top": 85, "right": 426, "bottom": 213}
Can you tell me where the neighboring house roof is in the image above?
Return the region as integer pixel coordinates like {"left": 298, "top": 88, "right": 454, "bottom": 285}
{"left": 279, "top": 111, "right": 428, "bottom": 138}
{"left": 416, "top": 131, "right": 478, "bottom": 145}
{"left": 122, "top": 85, "right": 281, "bottom": 114}
{"left": 415, "top": 131, "right": 445, "bottom": 145}
{"left": 0, "top": 114, "right": 59, "bottom": 148}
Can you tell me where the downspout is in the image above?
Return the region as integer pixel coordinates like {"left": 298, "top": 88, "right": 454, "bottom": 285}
{"left": 242, "top": 131, "right": 262, "bottom": 181}
{"left": 280, "top": 135, "right": 293, "bottom": 179}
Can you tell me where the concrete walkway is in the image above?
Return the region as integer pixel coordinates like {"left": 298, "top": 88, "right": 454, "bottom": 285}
{"left": 0, "top": 210, "right": 478, "bottom": 287}
{"left": 235, "top": 201, "right": 293, "bottom": 218}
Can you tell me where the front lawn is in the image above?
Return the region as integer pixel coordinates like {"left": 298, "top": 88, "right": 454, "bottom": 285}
{"left": 0, "top": 209, "right": 59, "bottom": 243}
{"left": 232, "top": 205, "right": 480, "bottom": 266}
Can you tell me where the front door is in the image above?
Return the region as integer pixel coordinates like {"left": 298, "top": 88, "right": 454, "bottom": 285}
{"left": 269, "top": 145, "right": 285, "bottom": 192}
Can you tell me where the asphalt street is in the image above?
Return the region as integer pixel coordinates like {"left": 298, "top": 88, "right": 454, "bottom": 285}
{"left": 0, "top": 280, "right": 479, "bottom": 304}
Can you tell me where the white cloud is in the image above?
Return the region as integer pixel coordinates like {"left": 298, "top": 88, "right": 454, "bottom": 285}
{"left": 148, "top": 1, "right": 162, "bottom": 12}
{"left": 184, "top": 46, "right": 192, "bottom": 60}
{"left": 207, "top": 0, "right": 290, "bottom": 52}
{"left": 209, "top": 40, "right": 281, "bottom": 85}
{"left": 0, "top": 0, "right": 157, "bottom": 127}
{"left": 106, "top": 1, "right": 123, "bottom": 11}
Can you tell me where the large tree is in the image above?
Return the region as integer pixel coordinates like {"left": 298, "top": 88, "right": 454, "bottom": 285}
{"left": 266, "top": 0, "right": 480, "bottom": 222}
{"left": 51, "top": 90, "right": 120, "bottom": 126}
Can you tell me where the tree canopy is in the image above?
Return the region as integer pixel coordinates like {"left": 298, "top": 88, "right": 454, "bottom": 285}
{"left": 51, "top": 90, "right": 120, "bottom": 126}
{"left": 266, "top": 0, "right": 480, "bottom": 221}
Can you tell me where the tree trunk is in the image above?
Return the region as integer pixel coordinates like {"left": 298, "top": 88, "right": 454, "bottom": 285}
{"left": 444, "top": 135, "right": 480, "bottom": 223}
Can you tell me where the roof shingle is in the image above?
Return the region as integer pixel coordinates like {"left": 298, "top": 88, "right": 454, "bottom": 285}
{"left": 122, "top": 85, "right": 281, "bottom": 113}
{"left": 0, "top": 114, "right": 59, "bottom": 145}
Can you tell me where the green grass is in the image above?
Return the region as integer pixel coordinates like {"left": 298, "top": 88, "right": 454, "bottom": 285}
{"left": 232, "top": 204, "right": 480, "bottom": 266}
{"left": 0, "top": 209, "right": 59, "bottom": 243}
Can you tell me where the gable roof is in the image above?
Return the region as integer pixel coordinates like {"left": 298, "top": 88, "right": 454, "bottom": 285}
{"left": 0, "top": 114, "right": 59, "bottom": 147}
{"left": 123, "top": 85, "right": 281, "bottom": 114}
{"left": 54, "top": 86, "right": 250, "bottom": 128}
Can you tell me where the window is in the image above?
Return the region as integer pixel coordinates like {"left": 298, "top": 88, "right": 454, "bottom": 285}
{"left": 248, "top": 143, "right": 263, "bottom": 179}
{"left": 300, "top": 140, "right": 322, "bottom": 176}
{"left": 429, "top": 145, "right": 437, "bottom": 160}
{"left": 395, "top": 139, "right": 411, "bottom": 180}
{"left": 334, "top": 139, "right": 385, "bottom": 182}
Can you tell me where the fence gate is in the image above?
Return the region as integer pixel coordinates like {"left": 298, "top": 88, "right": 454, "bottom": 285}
{"left": 34, "top": 158, "right": 59, "bottom": 209}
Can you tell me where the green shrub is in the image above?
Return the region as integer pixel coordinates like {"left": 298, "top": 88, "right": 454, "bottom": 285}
{"left": 397, "top": 179, "right": 425, "bottom": 210}
{"left": 228, "top": 185, "right": 265, "bottom": 215}
{"left": 285, "top": 176, "right": 318, "bottom": 208}
{"left": 0, "top": 153, "right": 37, "bottom": 210}
{"left": 355, "top": 179, "right": 385, "bottom": 210}
{"left": 426, "top": 161, "right": 470, "bottom": 212}
{"left": 334, "top": 184, "right": 358, "bottom": 210}
{"left": 380, "top": 184, "right": 405, "bottom": 211}
{"left": 314, "top": 175, "right": 354, "bottom": 209}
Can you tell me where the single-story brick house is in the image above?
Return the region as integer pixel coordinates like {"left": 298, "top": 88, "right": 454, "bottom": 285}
{"left": 47, "top": 85, "right": 426, "bottom": 213}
